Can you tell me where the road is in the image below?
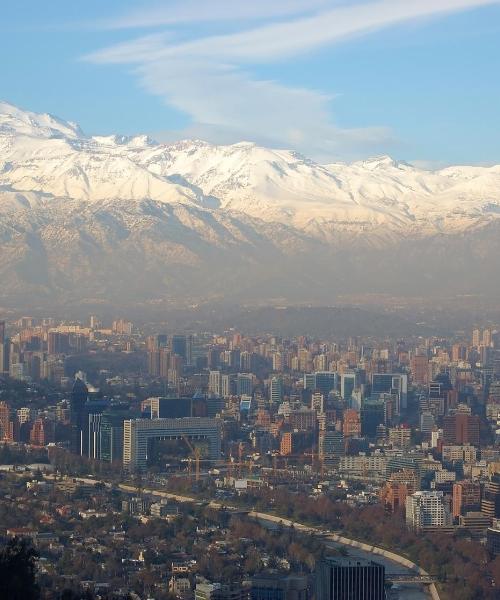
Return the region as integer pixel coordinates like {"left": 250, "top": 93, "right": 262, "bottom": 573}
{"left": 61, "top": 475, "right": 436, "bottom": 599}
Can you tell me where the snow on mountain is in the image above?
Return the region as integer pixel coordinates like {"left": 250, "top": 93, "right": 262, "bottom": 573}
{"left": 0, "top": 101, "right": 500, "bottom": 307}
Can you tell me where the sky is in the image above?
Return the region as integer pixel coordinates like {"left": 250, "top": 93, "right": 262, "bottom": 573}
{"left": 1, "top": 0, "right": 499, "bottom": 164}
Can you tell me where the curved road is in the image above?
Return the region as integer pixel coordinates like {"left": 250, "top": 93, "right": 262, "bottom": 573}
{"left": 67, "top": 477, "right": 437, "bottom": 599}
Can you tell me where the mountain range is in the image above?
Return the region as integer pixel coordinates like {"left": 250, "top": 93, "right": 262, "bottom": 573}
{"left": 1, "top": 101, "right": 500, "bottom": 311}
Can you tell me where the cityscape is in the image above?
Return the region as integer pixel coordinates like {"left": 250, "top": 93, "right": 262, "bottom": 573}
{"left": 2, "top": 0, "right": 500, "bottom": 598}
{"left": 1, "top": 315, "right": 500, "bottom": 598}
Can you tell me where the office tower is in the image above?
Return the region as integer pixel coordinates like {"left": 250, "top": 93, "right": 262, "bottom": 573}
{"left": 0, "top": 401, "right": 13, "bottom": 442}
{"left": 371, "top": 373, "right": 408, "bottom": 413}
{"left": 343, "top": 409, "right": 361, "bottom": 438}
{"left": 29, "top": 417, "right": 54, "bottom": 446}
{"left": 250, "top": 573, "right": 308, "bottom": 600}
{"left": 316, "top": 557, "right": 385, "bottom": 600}
{"left": 406, "top": 491, "right": 452, "bottom": 531}
{"left": 303, "top": 373, "right": 316, "bottom": 391}
{"left": 47, "top": 331, "right": 71, "bottom": 355}
{"left": 221, "top": 374, "right": 235, "bottom": 398}
{"left": 314, "top": 372, "right": 337, "bottom": 396}
{"left": 88, "top": 413, "right": 103, "bottom": 459}
{"left": 388, "top": 425, "right": 411, "bottom": 448}
{"left": 452, "top": 481, "right": 481, "bottom": 518}
{"left": 240, "top": 351, "right": 254, "bottom": 372}
{"left": 209, "top": 370, "right": 222, "bottom": 396}
{"left": 99, "top": 407, "right": 131, "bottom": 463}
{"left": 410, "top": 355, "right": 429, "bottom": 385}
{"left": 272, "top": 352, "right": 283, "bottom": 372}
{"left": 207, "top": 348, "right": 221, "bottom": 369}
{"left": 123, "top": 417, "right": 222, "bottom": 471}
{"left": 70, "top": 377, "right": 89, "bottom": 454}
{"left": 269, "top": 377, "right": 283, "bottom": 404}
{"left": 443, "top": 413, "right": 480, "bottom": 446}
{"left": 81, "top": 399, "right": 109, "bottom": 457}
{"left": 236, "top": 373, "right": 253, "bottom": 397}
{"left": 172, "top": 334, "right": 188, "bottom": 361}
{"left": 472, "top": 329, "right": 481, "bottom": 348}
{"left": 311, "top": 391, "right": 324, "bottom": 413}
{"left": 420, "top": 411, "right": 435, "bottom": 439}
{"left": 481, "top": 474, "right": 500, "bottom": 519}
{"left": 452, "top": 344, "right": 468, "bottom": 362}
{"left": 112, "top": 319, "right": 133, "bottom": 335}
{"left": 340, "top": 372, "right": 357, "bottom": 403}
{"left": 360, "top": 399, "right": 385, "bottom": 438}
{"left": 319, "top": 430, "right": 344, "bottom": 465}
{"left": 487, "top": 523, "right": 500, "bottom": 556}
{"left": 148, "top": 350, "right": 161, "bottom": 376}
{"left": 16, "top": 407, "right": 31, "bottom": 425}
{"left": 150, "top": 397, "right": 195, "bottom": 419}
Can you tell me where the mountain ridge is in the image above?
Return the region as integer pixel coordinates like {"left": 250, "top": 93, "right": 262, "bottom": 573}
{"left": 0, "top": 101, "right": 499, "bottom": 309}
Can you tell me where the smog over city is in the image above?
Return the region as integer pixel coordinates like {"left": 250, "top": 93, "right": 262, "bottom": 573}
{"left": 0, "top": 2, "right": 500, "bottom": 599}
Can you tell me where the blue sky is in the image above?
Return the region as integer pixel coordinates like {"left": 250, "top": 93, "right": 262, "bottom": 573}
{"left": 1, "top": 0, "right": 499, "bottom": 164}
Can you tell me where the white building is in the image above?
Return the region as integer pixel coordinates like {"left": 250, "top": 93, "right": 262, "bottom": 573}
{"left": 406, "top": 491, "right": 452, "bottom": 531}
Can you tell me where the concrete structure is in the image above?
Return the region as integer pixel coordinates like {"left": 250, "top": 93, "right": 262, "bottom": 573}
{"left": 250, "top": 572, "right": 308, "bottom": 600}
{"left": 123, "top": 417, "right": 222, "bottom": 471}
{"left": 316, "top": 557, "right": 385, "bottom": 600}
{"left": 406, "top": 491, "right": 452, "bottom": 532}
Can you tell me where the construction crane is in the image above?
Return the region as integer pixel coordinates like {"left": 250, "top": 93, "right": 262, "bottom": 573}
{"left": 181, "top": 436, "right": 201, "bottom": 482}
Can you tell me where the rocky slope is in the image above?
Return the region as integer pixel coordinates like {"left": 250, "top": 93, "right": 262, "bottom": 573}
{"left": 0, "top": 101, "right": 499, "bottom": 308}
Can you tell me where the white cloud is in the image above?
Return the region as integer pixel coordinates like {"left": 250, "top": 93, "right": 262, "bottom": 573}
{"left": 86, "top": 0, "right": 500, "bottom": 160}
{"left": 104, "top": 0, "right": 335, "bottom": 29}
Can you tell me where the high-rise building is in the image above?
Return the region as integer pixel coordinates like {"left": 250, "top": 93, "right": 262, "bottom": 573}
{"left": 452, "top": 480, "right": 481, "bottom": 518}
{"left": 406, "top": 491, "right": 452, "bottom": 531}
{"left": 236, "top": 373, "right": 253, "bottom": 397}
{"left": 360, "top": 399, "right": 385, "bottom": 438}
{"left": 340, "top": 372, "right": 357, "bottom": 403}
{"left": 316, "top": 557, "right": 385, "bottom": 600}
{"left": 209, "top": 370, "right": 222, "bottom": 396}
{"left": 388, "top": 425, "right": 412, "bottom": 448}
{"left": 29, "top": 417, "right": 54, "bottom": 447}
{"left": 250, "top": 573, "right": 308, "bottom": 600}
{"left": 343, "top": 409, "right": 361, "bottom": 438}
{"left": 313, "top": 372, "right": 337, "bottom": 397}
{"left": 481, "top": 474, "right": 500, "bottom": 519}
{"left": 372, "top": 373, "right": 408, "bottom": 413}
{"left": 99, "top": 406, "right": 132, "bottom": 463}
{"left": 410, "top": 355, "right": 429, "bottom": 385}
{"left": 123, "top": 417, "right": 222, "bottom": 471}
{"left": 172, "top": 334, "right": 191, "bottom": 364}
{"left": 319, "top": 430, "right": 344, "bottom": 465}
{"left": 70, "top": 377, "right": 89, "bottom": 454}
{"left": 269, "top": 377, "right": 283, "bottom": 404}
{"left": 0, "top": 401, "right": 13, "bottom": 442}
{"left": 220, "top": 374, "right": 234, "bottom": 398}
{"left": 443, "top": 413, "right": 480, "bottom": 446}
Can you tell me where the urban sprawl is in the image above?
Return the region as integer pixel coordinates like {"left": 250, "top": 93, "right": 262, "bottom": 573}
{"left": 1, "top": 316, "right": 500, "bottom": 599}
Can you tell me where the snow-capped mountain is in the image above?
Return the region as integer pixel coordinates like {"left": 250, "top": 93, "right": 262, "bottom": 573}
{"left": 0, "top": 101, "right": 499, "bottom": 308}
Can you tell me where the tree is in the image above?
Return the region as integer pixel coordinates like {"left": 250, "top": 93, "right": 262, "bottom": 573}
{"left": 0, "top": 537, "right": 40, "bottom": 600}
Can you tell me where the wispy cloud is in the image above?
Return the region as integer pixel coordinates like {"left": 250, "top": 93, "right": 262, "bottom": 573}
{"left": 103, "top": 0, "right": 334, "bottom": 29}
{"left": 85, "top": 0, "right": 500, "bottom": 160}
